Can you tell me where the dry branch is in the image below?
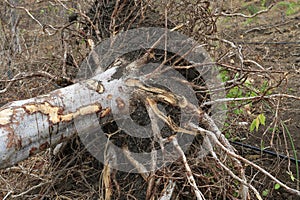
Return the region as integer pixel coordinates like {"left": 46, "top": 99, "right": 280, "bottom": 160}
{"left": 172, "top": 137, "right": 205, "bottom": 200}
{"left": 189, "top": 123, "right": 300, "bottom": 197}
{"left": 220, "top": 4, "right": 274, "bottom": 18}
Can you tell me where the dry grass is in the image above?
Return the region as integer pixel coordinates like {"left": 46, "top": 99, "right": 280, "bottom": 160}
{"left": 0, "top": 0, "right": 299, "bottom": 199}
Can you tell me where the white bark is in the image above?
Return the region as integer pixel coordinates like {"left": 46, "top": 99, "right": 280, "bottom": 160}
{"left": 0, "top": 66, "right": 131, "bottom": 169}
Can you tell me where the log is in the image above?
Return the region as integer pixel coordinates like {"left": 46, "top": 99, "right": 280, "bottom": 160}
{"left": 0, "top": 25, "right": 212, "bottom": 169}
{"left": 0, "top": 65, "right": 131, "bottom": 169}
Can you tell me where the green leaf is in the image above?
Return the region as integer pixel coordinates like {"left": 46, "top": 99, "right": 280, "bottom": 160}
{"left": 250, "top": 118, "right": 259, "bottom": 132}
{"left": 225, "top": 132, "right": 231, "bottom": 139}
{"left": 250, "top": 119, "right": 256, "bottom": 132}
{"left": 250, "top": 114, "right": 266, "bottom": 132}
{"left": 258, "top": 114, "right": 266, "bottom": 125}
{"left": 233, "top": 191, "right": 239, "bottom": 197}
{"left": 274, "top": 183, "right": 281, "bottom": 190}
{"left": 262, "top": 189, "right": 269, "bottom": 197}
{"left": 234, "top": 109, "right": 243, "bottom": 114}
{"left": 290, "top": 174, "right": 295, "bottom": 182}
{"left": 234, "top": 72, "right": 240, "bottom": 79}
{"left": 287, "top": 171, "right": 295, "bottom": 181}
{"left": 255, "top": 118, "right": 260, "bottom": 131}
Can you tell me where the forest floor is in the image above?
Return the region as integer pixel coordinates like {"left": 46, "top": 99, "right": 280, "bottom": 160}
{"left": 0, "top": 0, "right": 299, "bottom": 199}
{"left": 216, "top": 0, "right": 300, "bottom": 199}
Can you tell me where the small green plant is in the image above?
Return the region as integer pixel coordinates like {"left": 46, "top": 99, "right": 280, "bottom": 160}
{"left": 218, "top": 69, "right": 230, "bottom": 82}
{"left": 262, "top": 189, "right": 269, "bottom": 197}
{"left": 281, "top": 121, "right": 299, "bottom": 190}
{"left": 260, "top": 80, "right": 272, "bottom": 94}
{"left": 268, "top": 126, "right": 280, "bottom": 133}
{"left": 227, "top": 86, "right": 243, "bottom": 98}
{"left": 247, "top": 4, "right": 260, "bottom": 14}
{"left": 233, "top": 191, "right": 239, "bottom": 198}
{"left": 287, "top": 171, "right": 295, "bottom": 182}
{"left": 276, "top": 1, "right": 300, "bottom": 16}
{"left": 225, "top": 132, "right": 231, "bottom": 139}
{"left": 243, "top": 17, "right": 255, "bottom": 26}
{"left": 260, "top": 0, "right": 267, "bottom": 7}
{"left": 67, "top": 8, "right": 77, "bottom": 16}
{"left": 250, "top": 113, "right": 266, "bottom": 132}
{"left": 274, "top": 183, "right": 281, "bottom": 190}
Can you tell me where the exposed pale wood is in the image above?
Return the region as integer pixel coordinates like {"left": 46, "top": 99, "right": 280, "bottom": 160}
{"left": 0, "top": 66, "right": 131, "bottom": 169}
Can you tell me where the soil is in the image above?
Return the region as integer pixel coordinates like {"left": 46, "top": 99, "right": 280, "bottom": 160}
{"left": 216, "top": 1, "right": 300, "bottom": 199}
{"left": 0, "top": 0, "right": 299, "bottom": 199}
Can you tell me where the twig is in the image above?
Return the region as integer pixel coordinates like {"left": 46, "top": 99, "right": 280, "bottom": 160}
{"left": 0, "top": 71, "right": 74, "bottom": 94}
{"left": 0, "top": 71, "right": 66, "bottom": 94}
{"left": 203, "top": 93, "right": 300, "bottom": 106}
{"left": 145, "top": 103, "right": 161, "bottom": 199}
{"left": 244, "top": 59, "right": 265, "bottom": 70}
{"left": 55, "top": 0, "right": 102, "bottom": 41}
{"left": 4, "top": 0, "right": 55, "bottom": 35}
{"left": 159, "top": 180, "right": 176, "bottom": 200}
{"left": 190, "top": 123, "right": 300, "bottom": 196}
{"left": 172, "top": 137, "right": 205, "bottom": 200}
{"left": 206, "top": 139, "right": 262, "bottom": 200}
{"left": 11, "top": 181, "right": 51, "bottom": 198}
{"left": 0, "top": 71, "right": 43, "bottom": 94}
{"left": 200, "top": 113, "right": 249, "bottom": 199}
{"left": 211, "top": 149, "right": 262, "bottom": 200}
{"left": 146, "top": 98, "right": 166, "bottom": 154}
{"left": 191, "top": 123, "right": 256, "bottom": 199}
{"left": 103, "top": 141, "right": 117, "bottom": 200}
{"left": 244, "top": 20, "right": 292, "bottom": 34}
{"left": 122, "top": 146, "right": 149, "bottom": 180}
{"left": 218, "top": 62, "right": 286, "bottom": 73}
{"left": 281, "top": 122, "right": 300, "bottom": 191}
{"left": 205, "top": 36, "right": 245, "bottom": 69}
{"left": 268, "top": 98, "right": 281, "bottom": 147}
{"left": 0, "top": 71, "right": 56, "bottom": 83}
{"left": 3, "top": 191, "right": 13, "bottom": 200}
{"left": 220, "top": 4, "right": 274, "bottom": 18}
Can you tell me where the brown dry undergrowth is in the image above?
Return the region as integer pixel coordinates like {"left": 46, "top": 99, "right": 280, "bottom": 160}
{"left": 0, "top": 0, "right": 299, "bottom": 199}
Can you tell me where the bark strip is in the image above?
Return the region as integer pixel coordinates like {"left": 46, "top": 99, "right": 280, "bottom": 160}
{"left": 0, "top": 66, "right": 129, "bottom": 169}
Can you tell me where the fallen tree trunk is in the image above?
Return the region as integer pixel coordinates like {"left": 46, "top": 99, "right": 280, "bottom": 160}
{"left": 0, "top": 65, "right": 130, "bottom": 169}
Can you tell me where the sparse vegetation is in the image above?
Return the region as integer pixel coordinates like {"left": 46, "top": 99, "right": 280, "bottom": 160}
{"left": 0, "top": 0, "right": 299, "bottom": 199}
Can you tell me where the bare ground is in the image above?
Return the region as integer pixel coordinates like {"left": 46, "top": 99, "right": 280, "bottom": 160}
{"left": 0, "top": 0, "right": 299, "bottom": 199}
{"left": 216, "top": 1, "right": 300, "bottom": 199}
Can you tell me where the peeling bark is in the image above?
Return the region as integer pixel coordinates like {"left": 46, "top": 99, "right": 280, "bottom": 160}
{"left": 0, "top": 65, "right": 131, "bottom": 169}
